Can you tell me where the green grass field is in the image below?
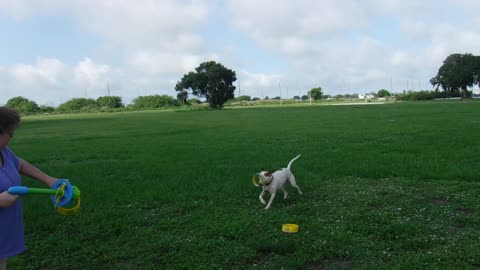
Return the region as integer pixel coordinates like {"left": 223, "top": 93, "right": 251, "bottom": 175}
{"left": 8, "top": 101, "right": 480, "bottom": 269}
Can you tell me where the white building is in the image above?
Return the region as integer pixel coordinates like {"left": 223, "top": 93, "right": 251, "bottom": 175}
{"left": 358, "top": 94, "right": 375, "bottom": 99}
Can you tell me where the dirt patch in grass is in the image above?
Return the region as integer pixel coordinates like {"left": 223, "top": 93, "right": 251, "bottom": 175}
{"left": 456, "top": 207, "right": 474, "bottom": 216}
{"left": 431, "top": 198, "right": 449, "bottom": 205}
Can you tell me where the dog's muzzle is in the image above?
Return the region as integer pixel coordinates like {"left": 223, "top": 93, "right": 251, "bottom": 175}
{"left": 252, "top": 173, "right": 268, "bottom": 186}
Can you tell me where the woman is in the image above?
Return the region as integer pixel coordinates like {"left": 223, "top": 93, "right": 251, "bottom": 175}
{"left": 0, "top": 107, "right": 59, "bottom": 270}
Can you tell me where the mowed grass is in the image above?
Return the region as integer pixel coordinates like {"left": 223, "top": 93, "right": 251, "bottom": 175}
{"left": 8, "top": 101, "right": 480, "bottom": 269}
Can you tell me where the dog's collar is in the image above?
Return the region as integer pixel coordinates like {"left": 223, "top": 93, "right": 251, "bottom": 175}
{"left": 263, "top": 175, "right": 273, "bottom": 186}
{"left": 253, "top": 173, "right": 274, "bottom": 187}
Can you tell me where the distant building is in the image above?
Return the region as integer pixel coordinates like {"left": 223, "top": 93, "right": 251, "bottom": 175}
{"left": 358, "top": 94, "right": 374, "bottom": 99}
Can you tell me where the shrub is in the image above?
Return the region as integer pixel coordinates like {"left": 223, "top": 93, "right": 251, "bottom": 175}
{"left": 38, "top": 105, "right": 55, "bottom": 113}
{"left": 396, "top": 91, "right": 434, "bottom": 101}
{"left": 189, "top": 98, "right": 202, "bottom": 104}
{"left": 132, "top": 95, "right": 180, "bottom": 109}
{"left": 97, "top": 96, "right": 124, "bottom": 108}
{"left": 236, "top": 95, "right": 251, "bottom": 102}
{"left": 57, "top": 98, "right": 98, "bottom": 112}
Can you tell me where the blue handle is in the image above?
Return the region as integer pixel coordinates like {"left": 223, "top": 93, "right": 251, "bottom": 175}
{"left": 8, "top": 186, "right": 30, "bottom": 195}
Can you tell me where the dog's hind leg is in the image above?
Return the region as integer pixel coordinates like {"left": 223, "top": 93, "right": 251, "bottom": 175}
{"left": 265, "top": 192, "right": 276, "bottom": 209}
{"left": 282, "top": 186, "right": 288, "bottom": 200}
{"left": 288, "top": 174, "right": 303, "bottom": 195}
{"left": 259, "top": 190, "right": 266, "bottom": 205}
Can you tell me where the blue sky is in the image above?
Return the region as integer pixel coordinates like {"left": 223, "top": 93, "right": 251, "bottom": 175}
{"left": 1, "top": 0, "right": 480, "bottom": 106}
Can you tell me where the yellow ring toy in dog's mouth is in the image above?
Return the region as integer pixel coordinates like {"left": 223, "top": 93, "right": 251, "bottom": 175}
{"left": 282, "top": 224, "right": 299, "bottom": 233}
{"left": 252, "top": 174, "right": 262, "bottom": 186}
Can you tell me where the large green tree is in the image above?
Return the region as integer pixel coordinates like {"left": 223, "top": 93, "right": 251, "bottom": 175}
{"left": 377, "top": 89, "right": 391, "bottom": 97}
{"left": 308, "top": 87, "right": 323, "bottom": 100}
{"left": 175, "top": 61, "right": 236, "bottom": 109}
{"left": 430, "top": 53, "right": 480, "bottom": 97}
{"left": 6, "top": 96, "right": 39, "bottom": 114}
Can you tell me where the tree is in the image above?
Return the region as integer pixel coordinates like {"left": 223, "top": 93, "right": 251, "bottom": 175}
{"left": 301, "top": 95, "right": 309, "bottom": 100}
{"left": 377, "top": 89, "right": 391, "bottom": 97}
{"left": 6, "top": 96, "right": 39, "bottom": 114}
{"left": 308, "top": 87, "right": 323, "bottom": 100}
{"left": 430, "top": 53, "right": 480, "bottom": 97}
{"left": 175, "top": 61, "right": 236, "bottom": 109}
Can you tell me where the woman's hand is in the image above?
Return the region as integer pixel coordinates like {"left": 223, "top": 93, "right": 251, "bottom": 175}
{"left": 0, "top": 191, "right": 19, "bottom": 208}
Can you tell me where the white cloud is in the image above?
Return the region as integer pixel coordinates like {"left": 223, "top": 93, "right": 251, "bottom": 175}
{"left": 231, "top": 70, "right": 284, "bottom": 98}
{"left": 228, "top": 0, "right": 368, "bottom": 55}
{"left": 9, "top": 58, "right": 67, "bottom": 88}
{"left": 68, "top": 1, "right": 209, "bottom": 50}
{"left": 74, "top": 58, "right": 110, "bottom": 90}
{"left": 400, "top": 20, "right": 430, "bottom": 40}
{"left": 240, "top": 70, "right": 282, "bottom": 87}
{"left": 129, "top": 51, "right": 218, "bottom": 76}
{"left": 0, "top": 0, "right": 68, "bottom": 19}
{"left": 418, "top": 23, "right": 480, "bottom": 69}
{"left": 391, "top": 51, "right": 411, "bottom": 66}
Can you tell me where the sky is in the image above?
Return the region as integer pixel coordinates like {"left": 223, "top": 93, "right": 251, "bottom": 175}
{"left": 1, "top": 0, "right": 480, "bottom": 106}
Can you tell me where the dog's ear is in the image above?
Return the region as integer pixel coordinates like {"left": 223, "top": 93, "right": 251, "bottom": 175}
{"left": 260, "top": 167, "right": 265, "bottom": 171}
{"left": 265, "top": 170, "right": 275, "bottom": 176}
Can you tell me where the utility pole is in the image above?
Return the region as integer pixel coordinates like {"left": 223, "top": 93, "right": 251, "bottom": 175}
{"left": 278, "top": 81, "right": 282, "bottom": 104}
{"left": 309, "top": 89, "right": 312, "bottom": 105}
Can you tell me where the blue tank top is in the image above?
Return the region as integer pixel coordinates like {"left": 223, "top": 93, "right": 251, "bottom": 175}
{"left": 0, "top": 146, "right": 25, "bottom": 259}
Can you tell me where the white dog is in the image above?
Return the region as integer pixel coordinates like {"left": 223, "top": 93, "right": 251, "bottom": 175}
{"left": 255, "top": 155, "right": 302, "bottom": 209}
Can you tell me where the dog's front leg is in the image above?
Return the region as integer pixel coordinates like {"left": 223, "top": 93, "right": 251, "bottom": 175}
{"left": 264, "top": 192, "right": 276, "bottom": 209}
{"left": 259, "top": 190, "right": 266, "bottom": 205}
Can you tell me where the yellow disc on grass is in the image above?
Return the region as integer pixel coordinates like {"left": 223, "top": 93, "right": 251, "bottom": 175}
{"left": 282, "top": 224, "right": 299, "bottom": 233}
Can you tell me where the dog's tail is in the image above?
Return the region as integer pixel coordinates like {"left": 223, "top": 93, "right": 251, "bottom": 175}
{"left": 287, "top": 154, "right": 301, "bottom": 170}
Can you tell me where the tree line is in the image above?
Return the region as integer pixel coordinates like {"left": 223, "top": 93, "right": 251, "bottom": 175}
{"left": 4, "top": 54, "right": 479, "bottom": 114}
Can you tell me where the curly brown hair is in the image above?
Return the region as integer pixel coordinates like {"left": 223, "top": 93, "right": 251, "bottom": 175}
{"left": 0, "top": 107, "right": 20, "bottom": 135}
